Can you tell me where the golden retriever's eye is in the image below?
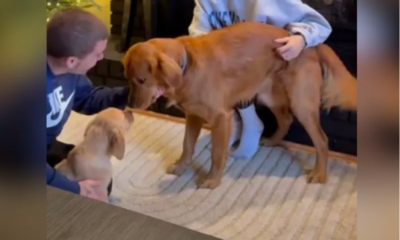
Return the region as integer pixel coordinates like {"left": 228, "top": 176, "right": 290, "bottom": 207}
{"left": 137, "top": 78, "right": 145, "bottom": 85}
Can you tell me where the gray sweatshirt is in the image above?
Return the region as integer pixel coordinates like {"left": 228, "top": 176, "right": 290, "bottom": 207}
{"left": 188, "top": 0, "right": 332, "bottom": 47}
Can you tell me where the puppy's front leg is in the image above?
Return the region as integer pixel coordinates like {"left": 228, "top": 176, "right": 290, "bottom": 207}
{"left": 167, "top": 114, "right": 204, "bottom": 176}
{"left": 198, "top": 112, "right": 231, "bottom": 189}
{"left": 54, "top": 160, "right": 76, "bottom": 181}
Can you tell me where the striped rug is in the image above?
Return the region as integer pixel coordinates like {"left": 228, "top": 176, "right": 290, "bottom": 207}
{"left": 58, "top": 111, "right": 357, "bottom": 240}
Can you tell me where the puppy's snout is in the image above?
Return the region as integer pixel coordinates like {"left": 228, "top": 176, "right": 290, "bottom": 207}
{"left": 123, "top": 110, "right": 134, "bottom": 124}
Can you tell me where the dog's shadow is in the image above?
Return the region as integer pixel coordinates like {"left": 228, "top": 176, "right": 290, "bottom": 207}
{"left": 156, "top": 134, "right": 356, "bottom": 203}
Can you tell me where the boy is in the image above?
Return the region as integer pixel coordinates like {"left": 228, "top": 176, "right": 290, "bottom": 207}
{"left": 46, "top": 8, "right": 130, "bottom": 202}
{"left": 189, "top": 0, "right": 332, "bottom": 159}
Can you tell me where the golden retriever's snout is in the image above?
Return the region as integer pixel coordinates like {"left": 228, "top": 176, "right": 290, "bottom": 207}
{"left": 126, "top": 90, "right": 151, "bottom": 110}
{"left": 127, "top": 100, "right": 146, "bottom": 110}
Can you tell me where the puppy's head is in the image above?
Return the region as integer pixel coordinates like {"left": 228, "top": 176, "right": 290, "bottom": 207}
{"left": 83, "top": 108, "right": 134, "bottom": 160}
{"left": 122, "top": 40, "right": 185, "bottom": 109}
{"left": 95, "top": 107, "right": 134, "bottom": 132}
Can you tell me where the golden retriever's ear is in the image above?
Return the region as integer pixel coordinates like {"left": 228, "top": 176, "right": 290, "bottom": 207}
{"left": 156, "top": 52, "right": 182, "bottom": 89}
{"left": 122, "top": 50, "right": 132, "bottom": 78}
{"left": 109, "top": 128, "right": 125, "bottom": 160}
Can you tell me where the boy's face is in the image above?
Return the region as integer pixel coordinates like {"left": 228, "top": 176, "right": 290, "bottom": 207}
{"left": 65, "top": 39, "right": 107, "bottom": 74}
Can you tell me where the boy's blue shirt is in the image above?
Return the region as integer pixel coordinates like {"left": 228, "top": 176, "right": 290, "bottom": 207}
{"left": 46, "top": 62, "right": 130, "bottom": 194}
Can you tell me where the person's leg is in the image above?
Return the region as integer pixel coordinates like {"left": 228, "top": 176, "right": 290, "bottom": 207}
{"left": 47, "top": 140, "right": 75, "bottom": 167}
{"left": 229, "top": 110, "right": 242, "bottom": 146}
{"left": 107, "top": 179, "right": 113, "bottom": 195}
{"left": 207, "top": 109, "right": 242, "bottom": 151}
{"left": 231, "top": 101, "right": 264, "bottom": 160}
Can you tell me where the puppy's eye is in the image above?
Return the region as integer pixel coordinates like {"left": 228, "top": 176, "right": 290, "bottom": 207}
{"left": 137, "top": 78, "right": 145, "bottom": 85}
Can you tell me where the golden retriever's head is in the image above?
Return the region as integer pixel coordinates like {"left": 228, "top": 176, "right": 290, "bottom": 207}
{"left": 122, "top": 40, "right": 185, "bottom": 109}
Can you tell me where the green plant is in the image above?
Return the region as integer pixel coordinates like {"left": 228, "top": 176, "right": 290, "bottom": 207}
{"left": 46, "top": 0, "right": 102, "bottom": 21}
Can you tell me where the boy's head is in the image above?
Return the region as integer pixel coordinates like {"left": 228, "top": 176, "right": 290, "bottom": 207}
{"left": 47, "top": 8, "right": 109, "bottom": 74}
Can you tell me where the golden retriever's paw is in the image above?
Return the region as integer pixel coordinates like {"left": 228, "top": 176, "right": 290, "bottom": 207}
{"left": 207, "top": 144, "right": 236, "bottom": 152}
{"left": 261, "top": 138, "right": 285, "bottom": 148}
{"left": 197, "top": 177, "right": 221, "bottom": 189}
{"left": 262, "top": 139, "right": 278, "bottom": 147}
{"left": 306, "top": 169, "right": 327, "bottom": 184}
{"left": 166, "top": 164, "right": 187, "bottom": 176}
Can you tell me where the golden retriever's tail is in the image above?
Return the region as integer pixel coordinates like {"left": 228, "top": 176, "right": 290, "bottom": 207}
{"left": 317, "top": 44, "right": 357, "bottom": 111}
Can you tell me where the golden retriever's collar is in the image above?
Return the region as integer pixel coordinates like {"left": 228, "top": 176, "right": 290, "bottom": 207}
{"left": 181, "top": 49, "right": 188, "bottom": 74}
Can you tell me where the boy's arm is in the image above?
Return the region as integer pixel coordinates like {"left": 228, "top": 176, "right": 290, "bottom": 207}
{"left": 188, "top": 0, "right": 213, "bottom": 37}
{"left": 46, "top": 164, "right": 80, "bottom": 194}
{"left": 279, "top": 0, "right": 332, "bottom": 47}
{"left": 73, "top": 75, "right": 130, "bottom": 115}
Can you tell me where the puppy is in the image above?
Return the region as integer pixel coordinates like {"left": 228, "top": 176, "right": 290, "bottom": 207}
{"left": 122, "top": 22, "right": 357, "bottom": 189}
{"left": 55, "top": 108, "right": 134, "bottom": 191}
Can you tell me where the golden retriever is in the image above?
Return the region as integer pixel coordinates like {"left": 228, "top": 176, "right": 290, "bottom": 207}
{"left": 55, "top": 108, "right": 133, "bottom": 191}
{"left": 122, "top": 22, "right": 357, "bottom": 189}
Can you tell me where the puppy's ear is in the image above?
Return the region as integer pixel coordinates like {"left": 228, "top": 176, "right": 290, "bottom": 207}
{"left": 156, "top": 52, "right": 182, "bottom": 89}
{"left": 108, "top": 128, "right": 125, "bottom": 160}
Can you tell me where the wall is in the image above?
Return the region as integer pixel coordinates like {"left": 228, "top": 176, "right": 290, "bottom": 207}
{"left": 110, "top": 0, "right": 124, "bottom": 34}
{"left": 86, "top": 0, "right": 112, "bottom": 30}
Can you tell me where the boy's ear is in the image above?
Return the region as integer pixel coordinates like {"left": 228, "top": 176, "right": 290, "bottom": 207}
{"left": 108, "top": 128, "right": 125, "bottom": 160}
{"left": 155, "top": 52, "right": 182, "bottom": 89}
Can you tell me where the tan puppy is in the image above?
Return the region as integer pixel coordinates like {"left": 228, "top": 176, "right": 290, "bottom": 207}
{"left": 55, "top": 108, "right": 134, "bottom": 190}
{"left": 122, "top": 22, "right": 357, "bottom": 189}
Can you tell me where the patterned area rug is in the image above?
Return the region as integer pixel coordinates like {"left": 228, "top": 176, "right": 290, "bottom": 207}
{"left": 59, "top": 111, "right": 357, "bottom": 240}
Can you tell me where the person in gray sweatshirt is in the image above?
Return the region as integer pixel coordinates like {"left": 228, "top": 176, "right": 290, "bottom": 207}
{"left": 189, "top": 0, "right": 332, "bottom": 160}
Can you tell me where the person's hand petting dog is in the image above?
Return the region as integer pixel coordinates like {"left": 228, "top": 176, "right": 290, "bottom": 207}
{"left": 79, "top": 179, "right": 109, "bottom": 203}
{"left": 275, "top": 34, "right": 306, "bottom": 61}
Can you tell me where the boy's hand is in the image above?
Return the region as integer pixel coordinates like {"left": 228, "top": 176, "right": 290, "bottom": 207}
{"left": 79, "top": 179, "right": 109, "bottom": 203}
{"left": 275, "top": 35, "right": 306, "bottom": 61}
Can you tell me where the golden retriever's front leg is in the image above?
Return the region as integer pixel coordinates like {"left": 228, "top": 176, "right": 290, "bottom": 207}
{"left": 167, "top": 114, "right": 204, "bottom": 176}
{"left": 198, "top": 112, "right": 231, "bottom": 189}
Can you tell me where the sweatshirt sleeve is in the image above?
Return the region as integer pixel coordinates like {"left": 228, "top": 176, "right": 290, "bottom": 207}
{"left": 278, "top": 0, "right": 332, "bottom": 47}
{"left": 46, "top": 164, "right": 80, "bottom": 194}
{"left": 188, "top": 0, "right": 213, "bottom": 37}
{"left": 73, "top": 75, "right": 130, "bottom": 115}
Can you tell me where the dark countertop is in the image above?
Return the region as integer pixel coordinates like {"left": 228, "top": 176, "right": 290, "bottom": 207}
{"left": 47, "top": 186, "right": 221, "bottom": 240}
